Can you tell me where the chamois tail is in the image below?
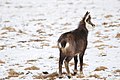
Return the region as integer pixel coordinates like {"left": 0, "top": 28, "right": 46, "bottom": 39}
{"left": 58, "top": 40, "right": 69, "bottom": 48}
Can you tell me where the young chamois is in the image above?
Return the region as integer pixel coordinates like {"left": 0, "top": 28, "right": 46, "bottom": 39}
{"left": 58, "top": 11, "right": 95, "bottom": 78}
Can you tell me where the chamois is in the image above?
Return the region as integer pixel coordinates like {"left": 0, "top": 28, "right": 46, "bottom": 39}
{"left": 58, "top": 11, "right": 95, "bottom": 78}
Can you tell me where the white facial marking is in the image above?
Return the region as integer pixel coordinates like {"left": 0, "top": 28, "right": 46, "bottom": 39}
{"left": 86, "top": 22, "right": 93, "bottom": 30}
{"left": 85, "top": 14, "right": 94, "bottom": 30}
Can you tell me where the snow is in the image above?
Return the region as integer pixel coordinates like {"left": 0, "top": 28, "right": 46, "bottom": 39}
{"left": 0, "top": 0, "right": 120, "bottom": 79}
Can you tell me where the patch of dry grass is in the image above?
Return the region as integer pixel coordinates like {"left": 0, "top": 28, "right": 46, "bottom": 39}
{"left": 8, "top": 69, "right": 20, "bottom": 77}
{"left": 1, "top": 27, "right": 16, "bottom": 32}
{"left": 24, "top": 66, "right": 40, "bottom": 70}
{"left": 89, "top": 74, "right": 101, "bottom": 78}
{"left": 115, "top": 33, "right": 120, "bottom": 38}
{"left": 0, "top": 60, "right": 5, "bottom": 64}
{"left": 104, "top": 15, "right": 113, "bottom": 18}
{"left": 113, "top": 69, "right": 120, "bottom": 74}
{"left": 94, "top": 66, "right": 108, "bottom": 71}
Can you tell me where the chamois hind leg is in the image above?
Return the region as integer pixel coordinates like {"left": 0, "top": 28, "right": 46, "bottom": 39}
{"left": 59, "top": 50, "right": 66, "bottom": 78}
{"left": 64, "top": 56, "right": 73, "bottom": 78}
{"left": 74, "top": 55, "right": 78, "bottom": 75}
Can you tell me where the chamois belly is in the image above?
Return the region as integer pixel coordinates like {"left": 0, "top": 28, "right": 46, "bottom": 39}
{"left": 75, "top": 40, "right": 87, "bottom": 55}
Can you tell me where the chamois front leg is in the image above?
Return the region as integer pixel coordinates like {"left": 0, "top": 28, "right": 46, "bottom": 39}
{"left": 74, "top": 55, "right": 78, "bottom": 75}
{"left": 79, "top": 54, "right": 84, "bottom": 75}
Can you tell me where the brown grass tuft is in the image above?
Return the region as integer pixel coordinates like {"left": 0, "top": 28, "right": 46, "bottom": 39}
{"left": 113, "top": 69, "right": 120, "bottom": 74}
{"left": 24, "top": 66, "right": 40, "bottom": 70}
{"left": 89, "top": 74, "right": 101, "bottom": 78}
{"left": 8, "top": 69, "right": 20, "bottom": 77}
{"left": 104, "top": 15, "right": 113, "bottom": 18}
{"left": 115, "top": 33, "right": 120, "bottom": 38}
{"left": 94, "top": 66, "right": 108, "bottom": 71}
{"left": 0, "top": 60, "right": 5, "bottom": 64}
{"left": 2, "top": 27, "right": 16, "bottom": 32}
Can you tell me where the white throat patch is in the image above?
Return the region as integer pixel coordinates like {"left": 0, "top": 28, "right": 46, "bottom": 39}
{"left": 86, "top": 22, "right": 93, "bottom": 30}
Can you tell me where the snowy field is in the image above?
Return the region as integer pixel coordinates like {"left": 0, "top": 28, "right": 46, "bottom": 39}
{"left": 0, "top": 0, "right": 120, "bottom": 80}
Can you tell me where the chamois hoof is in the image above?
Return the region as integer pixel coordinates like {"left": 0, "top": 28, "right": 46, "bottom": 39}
{"left": 74, "top": 72, "right": 77, "bottom": 75}
{"left": 59, "top": 76, "right": 63, "bottom": 79}
{"left": 73, "top": 70, "right": 77, "bottom": 75}
{"left": 67, "top": 75, "right": 71, "bottom": 79}
{"left": 77, "top": 74, "right": 84, "bottom": 78}
{"left": 80, "top": 71, "right": 83, "bottom": 75}
{"left": 77, "top": 71, "right": 84, "bottom": 78}
{"left": 59, "top": 74, "right": 63, "bottom": 79}
{"left": 67, "top": 74, "right": 72, "bottom": 79}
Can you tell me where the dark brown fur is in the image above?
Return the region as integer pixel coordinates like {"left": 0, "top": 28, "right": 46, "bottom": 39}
{"left": 58, "top": 11, "right": 95, "bottom": 78}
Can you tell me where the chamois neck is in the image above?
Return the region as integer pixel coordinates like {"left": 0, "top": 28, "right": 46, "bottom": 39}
{"left": 78, "top": 21, "right": 86, "bottom": 29}
{"left": 77, "top": 21, "right": 88, "bottom": 34}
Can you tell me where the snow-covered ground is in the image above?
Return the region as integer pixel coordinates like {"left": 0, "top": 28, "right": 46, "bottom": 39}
{"left": 0, "top": 0, "right": 120, "bottom": 79}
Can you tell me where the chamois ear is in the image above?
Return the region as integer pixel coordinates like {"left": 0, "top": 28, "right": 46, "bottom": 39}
{"left": 82, "top": 11, "right": 90, "bottom": 22}
{"left": 86, "top": 15, "right": 95, "bottom": 27}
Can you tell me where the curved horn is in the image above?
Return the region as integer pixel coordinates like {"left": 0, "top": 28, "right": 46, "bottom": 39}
{"left": 82, "top": 11, "right": 90, "bottom": 21}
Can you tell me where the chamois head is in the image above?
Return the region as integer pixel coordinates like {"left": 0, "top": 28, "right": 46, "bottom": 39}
{"left": 80, "top": 11, "right": 95, "bottom": 29}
